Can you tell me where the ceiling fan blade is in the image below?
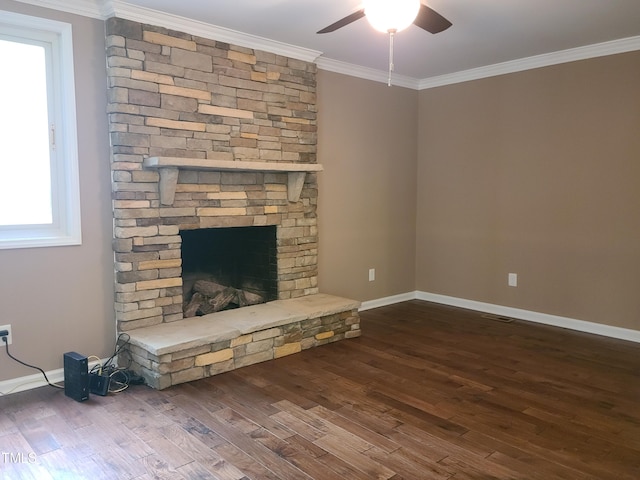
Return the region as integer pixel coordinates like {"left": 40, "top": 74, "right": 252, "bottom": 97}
{"left": 413, "top": 4, "right": 452, "bottom": 34}
{"left": 317, "top": 9, "right": 366, "bottom": 34}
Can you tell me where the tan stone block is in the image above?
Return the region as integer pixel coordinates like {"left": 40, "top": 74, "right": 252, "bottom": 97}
{"left": 141, "top": 235, "right": 181, "bottom": 246}
{"left": 228, "top": 50, "right": 256, "bottom": 65}
{"left": 114, "top": 301, "right": 137, "bottom": 313}
{"left": 195, "top": 349, "right": 234, "bottom": 366}
{"left": 143, "top": 31, "right": 197, "bottom": 51}
{"left": 159, "top": 207, "right": 196, "bottom": 217}
{"left": 238, "top": 98, "right": 268, "bottom": 113}
{"left": 267, "top": 71, "right": 281, "bottom": 81}
{"left": 115, "top": 261, "right": 133, "bottom": 272}
{"left": 300, "top": 337, "right": 315, "bottom": 350}
{"left": 207, "top": 359, "right": 235, "bottom": 376}
{"left": 171, "top": 49, "right": 212, "bottom": 72}
{"left": 315, "top": 331, "right": 335, "bottom": 341}
{"left": 146, "top": 117, "right": 206, "bottom": 132}
{"left": 234, "top": 350, "right": 273, "bottom": 368}
{"left": 158, "top": 357, "right": 194, "bottom": 374}
{"left": 150, "top": 297, "right": 173, "bottom": 307}
{"left": 345, "top": 330, "right": 361, "bottom": 339}
{"left": 251, "top": 72, "right": 267, "bottom": 83}
{"left": 200, "top": 216, "right": 254, "bottom": 228}
{"left": 116, "top": 290, "right": 159, "bottom": 303}
{"left": 117, "top": 306, "right": 163, "bottom": 322}
{"left": 284, "top": 116, "right": 313, "bottom": 125}
{"left": 176, "top": 184, "right": 217, "bottom": 193}
{"left": 295, "top": 278, "right": 313, "bottom": 290}
{"left": 114, "top": 226, "right": 158, "bottom": 239}
{"left": 245, "top": 339, "right": 274, "bottom": 355}
{"left": 264, "top": 206, "right": 279, "bottom": 214}
{"left": 136, "top": 278, "right": 182, "bottom": 291}
{"left": 230, "top": 334, "right": 252, "bottom": 348}
{"left": 171, "top": 367, "right": 204, "bottom": 385}
{"left": 196, "top": 207, "right": 247, "bottom": 217}
{"left": 138, "top": 259, "right": 181, "bottom": 270}
{"left": 159, "top": 84, "right": 211, "bottom": 101}
{"left": 112, "top": 162, "right": 143, "bottom": 171}
{"left": 274, "top": 342, "right": 302, "bottom": 359}
{"left": 115, "top": 282, "right": 136, "bottom": 294}
{"left": 206, "top": 191, "right": 247, "bottom": 200}
{"left": 118, "top": 316, "right": 163, "bottom": 331}
{"left": 252, "top": 328, "right": 282, "bottom": 341}
{"left": 198, "top": 104, "right": 254, "bottom": 119}
{"left": 131, "top": 69, "right": 174, "bottom": 85}
{"left": 158, "top": 225, "right": 179, "bottom": 235}
{"left": 219, "top": 200, "right": 248, "bottom": 209}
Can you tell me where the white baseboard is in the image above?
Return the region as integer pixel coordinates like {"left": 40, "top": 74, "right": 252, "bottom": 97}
{"left": 417, "top": 291, "right": 640, "bottom": 343}
{"left": 0, "top": 358, "right": 107, "bottom": 397}
{"left": 360, "top": 290, "right": 640, "bottom": 344}
{"left": 360, "top": 292, "right": 417, "bottom": 311}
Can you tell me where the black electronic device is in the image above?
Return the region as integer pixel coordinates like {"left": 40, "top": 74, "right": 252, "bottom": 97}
{"left": 89, "top": 372, "right": 110, "bottom": 396}
{"left": 63, "top": 351, "right": 89, "bottom": 402}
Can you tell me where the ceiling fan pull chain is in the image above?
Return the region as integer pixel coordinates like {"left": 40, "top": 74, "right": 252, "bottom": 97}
{"left": 388, "top": 29, "right": 396, "bottom": 86}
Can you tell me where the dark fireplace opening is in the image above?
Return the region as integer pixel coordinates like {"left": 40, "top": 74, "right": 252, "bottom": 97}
{"left": 181, "top": 226, "right": 278, "bottom": 317}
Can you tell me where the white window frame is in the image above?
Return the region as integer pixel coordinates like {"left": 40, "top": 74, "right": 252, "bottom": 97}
{"left": 0, "top": 11, "right": 81, "bottom": 249}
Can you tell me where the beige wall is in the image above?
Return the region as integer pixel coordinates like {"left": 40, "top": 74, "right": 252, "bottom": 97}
{"left": 317, "top": 71, "right": 418, "bottom": 302}
{"left": 0, "top": 1, "right": 114, "bottom": 381}
{"left": 416, "top": 51, "right": 640, "bottom": 330}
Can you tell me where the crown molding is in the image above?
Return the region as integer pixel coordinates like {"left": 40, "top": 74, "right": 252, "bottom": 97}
{"left": 316, "top": 57, "right": 420, "bottom": 90}
{"left": 11, "top": 1, "right": 640, "bottom": 90}
{"left": 11, "top": 0, "right": 322, "bottom": 63}
{"left": 105, "top": 0, "right": 322, "bottom": 63}
{"left": 418, "top": 35, "right": 640, "bottom": 90}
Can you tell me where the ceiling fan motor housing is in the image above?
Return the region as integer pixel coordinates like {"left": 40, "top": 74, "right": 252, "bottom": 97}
{"left": 363, "top": 0, "right": 421, "bottom": 33}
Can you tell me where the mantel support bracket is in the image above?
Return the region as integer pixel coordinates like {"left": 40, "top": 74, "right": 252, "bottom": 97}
{"left": 159, "top": 167, "right": 179, "bottom": 206}
{"left": 287, "top": 172, "right": 307, "bottom": 203}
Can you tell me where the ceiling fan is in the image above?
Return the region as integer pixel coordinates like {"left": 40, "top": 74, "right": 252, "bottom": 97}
{"left": 317, "top": 1, "right": 452, "bottom": 85}
{"left": 317, "top": 1, "right": 452, "bottom": 36}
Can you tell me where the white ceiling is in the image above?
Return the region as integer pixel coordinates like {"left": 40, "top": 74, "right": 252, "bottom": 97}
{"left": 41, "top": 0, "right": 626, "bottom": 87}
{"left": 115, "top": 0, "right": 640, "bottom": 85}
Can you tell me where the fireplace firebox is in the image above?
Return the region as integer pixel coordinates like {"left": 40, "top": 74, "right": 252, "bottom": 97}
{"left": 181, "top": 226, "right": 278, "bottom": 316}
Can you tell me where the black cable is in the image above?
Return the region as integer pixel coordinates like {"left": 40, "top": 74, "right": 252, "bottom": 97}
{"left": 88, "top": 333, "right": 136, "bottom": 393}
{"left": 2, "top": 337, "right": 63, "bottom": 389}
{"left": 102, "top": 332, "right": 131, "bottom": 370}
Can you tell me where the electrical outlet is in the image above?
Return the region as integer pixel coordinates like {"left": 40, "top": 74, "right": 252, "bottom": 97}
{"left": 368, "top": 268, "right": 375, "bottom": 282}
{"left": 0, "top": 324, "right": 12, "bottom": 345}
{"left": 508, "top": 273, "right": 518, "bottom": 287}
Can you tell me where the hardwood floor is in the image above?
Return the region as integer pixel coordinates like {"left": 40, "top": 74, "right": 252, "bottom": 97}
{"left": 1, "top": 300, "right": 639, "bottom": 479}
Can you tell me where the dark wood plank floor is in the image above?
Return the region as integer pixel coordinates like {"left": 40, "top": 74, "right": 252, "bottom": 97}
{"left": 1, "top": 300, "right": 639, "bottom": 479}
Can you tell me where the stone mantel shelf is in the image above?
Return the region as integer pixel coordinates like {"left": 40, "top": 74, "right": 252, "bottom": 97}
{"left": 143, "top": 156, "right": 323, "bottom": 205}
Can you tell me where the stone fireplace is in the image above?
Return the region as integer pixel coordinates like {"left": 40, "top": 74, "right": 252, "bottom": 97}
{"left": 106, "top": 18, "right": 360, "bottom": 388}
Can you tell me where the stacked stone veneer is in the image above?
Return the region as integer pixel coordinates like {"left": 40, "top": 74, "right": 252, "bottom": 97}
{"left": 105, "top": 18, "right": 360, "bottom": 387}
{"left": 127, "top": 295, "right": 361, "bottom": 389}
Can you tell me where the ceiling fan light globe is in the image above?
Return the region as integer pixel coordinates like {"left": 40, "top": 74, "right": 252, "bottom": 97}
{"left": 363, "top": 0, "right": 421, "bottom": 33}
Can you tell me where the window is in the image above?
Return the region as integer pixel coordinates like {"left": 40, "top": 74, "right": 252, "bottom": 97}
{"left": 0, "top": 11, "right": 80, "bottom": 249}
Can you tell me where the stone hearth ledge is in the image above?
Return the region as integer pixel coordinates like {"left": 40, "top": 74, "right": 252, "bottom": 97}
{"left": 124, "top": 293, "right": 361, "bottom": 389}
{"left": 127, "top": 293, "right": 360, "bottom": 357}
